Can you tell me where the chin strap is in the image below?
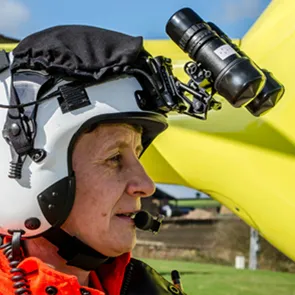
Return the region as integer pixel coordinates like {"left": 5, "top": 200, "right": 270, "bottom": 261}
{"left": 42, "top": 227, "right": 112, "bottom": 271}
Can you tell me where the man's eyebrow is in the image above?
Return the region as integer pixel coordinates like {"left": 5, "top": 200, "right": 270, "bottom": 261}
{"left": 106, "top": 140, "right": 143, "bottom": 154}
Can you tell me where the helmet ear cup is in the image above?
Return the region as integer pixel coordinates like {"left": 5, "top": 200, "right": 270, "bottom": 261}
{"left": 37, "top": 176, "right": 76, "bottom": 228}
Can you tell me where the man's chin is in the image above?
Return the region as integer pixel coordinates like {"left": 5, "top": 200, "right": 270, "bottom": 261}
{"left": 114, "top": 235, "right": 137, "bottom": 256}
{"left": 95, "top": 235, "right": 136, "bottom": 257}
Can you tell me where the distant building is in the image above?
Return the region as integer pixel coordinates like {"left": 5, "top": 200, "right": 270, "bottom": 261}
{"left": 155, "top": 183, "right": 211, "bottom": 200}
{"left": 0, "top": 34, "right": 19, "bottom": 44}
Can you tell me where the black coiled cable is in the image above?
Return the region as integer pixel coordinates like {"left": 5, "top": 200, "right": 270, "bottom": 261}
{"left": 0, "top": 232, "right": 31, "bottom": 294}
{"left": 8, "top": 161, "right": 23, "bottom": 179}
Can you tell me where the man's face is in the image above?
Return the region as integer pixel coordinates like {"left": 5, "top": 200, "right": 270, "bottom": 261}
{"left": 62, "top": 123, "right": 155, "bottom": 257}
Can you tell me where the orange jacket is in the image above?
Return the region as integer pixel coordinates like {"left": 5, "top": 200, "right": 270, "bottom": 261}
{"left": 0, "top": 250, "right": 130, "bottom": 295}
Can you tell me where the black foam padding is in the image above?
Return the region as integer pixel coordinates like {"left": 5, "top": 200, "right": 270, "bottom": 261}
{"left": 134, "top": 211, "right": 154, "bottom": 230}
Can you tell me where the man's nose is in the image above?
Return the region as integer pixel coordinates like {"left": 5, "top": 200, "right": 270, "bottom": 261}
{"left": 125, "top": 162, "right": 156, "bottom": 198}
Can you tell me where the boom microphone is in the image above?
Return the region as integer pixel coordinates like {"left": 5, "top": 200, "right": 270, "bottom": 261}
{"left": 132, "top": 210, "right": 164, "bottom": 234}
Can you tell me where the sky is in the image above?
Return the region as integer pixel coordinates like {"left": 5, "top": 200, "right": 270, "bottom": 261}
{"left": 0, "top": 0, "right": 271, "bottom": 40}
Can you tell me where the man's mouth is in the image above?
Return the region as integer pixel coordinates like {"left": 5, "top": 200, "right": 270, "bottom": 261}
{"left": 115, "top": 211, "right": 139, "bottom": 219}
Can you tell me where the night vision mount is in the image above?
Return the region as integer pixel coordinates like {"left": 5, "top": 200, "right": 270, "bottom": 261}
{"left": 129, "top": 55, "right": 221, "bottom": 120}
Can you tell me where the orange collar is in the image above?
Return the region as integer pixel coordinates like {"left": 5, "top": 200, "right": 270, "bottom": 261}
{"left": 0, "top": 249, "right": 130, "bottom": 295}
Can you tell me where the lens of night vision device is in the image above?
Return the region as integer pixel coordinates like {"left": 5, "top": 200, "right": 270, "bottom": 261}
{"left": 166, "top": 8, "right": 266, "bottom": 108}
{"left": 246, "top": 69, "right": 285, "bottom": 116}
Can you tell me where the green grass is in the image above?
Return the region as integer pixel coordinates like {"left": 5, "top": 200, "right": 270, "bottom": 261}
{"left": 170, "top": 199, "right": 221, "bottom": 209}
{"left": 139, "top": 258, "right": 295, "bottom": 295}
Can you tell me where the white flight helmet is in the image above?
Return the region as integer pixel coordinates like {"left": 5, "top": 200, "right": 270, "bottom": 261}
{"left": 0, "top": 25, "right": 168, "bottom": 263}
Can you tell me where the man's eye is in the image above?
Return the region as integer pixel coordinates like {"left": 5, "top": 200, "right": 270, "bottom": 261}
{"left": 108, "top": 154, "right": 122, "bottom": 163}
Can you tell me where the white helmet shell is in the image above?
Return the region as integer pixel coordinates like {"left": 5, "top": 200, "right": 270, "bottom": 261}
{"left": 0, "top": 62, "right": 167, "bottom": 238}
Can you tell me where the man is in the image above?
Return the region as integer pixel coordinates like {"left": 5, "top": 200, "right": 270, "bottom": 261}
{"left": 0, "top": 25, "right": 186, "bottom": 294}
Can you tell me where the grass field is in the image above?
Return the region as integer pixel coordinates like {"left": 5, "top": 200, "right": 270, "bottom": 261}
{"left": 139, "top": 258, "right": 295, "bottom": 295}
{"left": 170, "top": 199, "right": 221, "bottom": 209}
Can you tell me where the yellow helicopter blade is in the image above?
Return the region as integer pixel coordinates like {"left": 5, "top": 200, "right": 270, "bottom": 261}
{"left": 142, "top": 0, "right": 295, "bottom": 262}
